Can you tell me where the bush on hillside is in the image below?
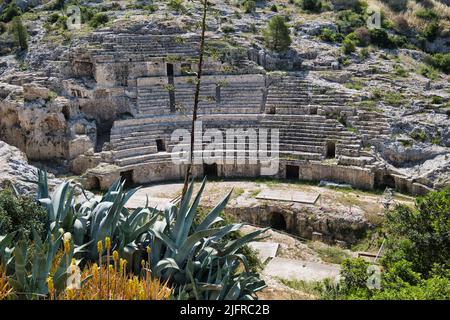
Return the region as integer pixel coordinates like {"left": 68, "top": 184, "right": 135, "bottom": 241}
{"left": 301, "top": 0, "right": 323, "bottom": 12}
{"left": 263, "top": 15, "right": 292, "bottom": 52}
{"left": 0, "top": 2, "right": 21, "bottom": 23}
{"left": 336, "top": 10, "right": 365, "bottom": 34}
{"left": 242, "top": 0, "right": 256, "bottom": 13}
{"left": 0, "top": 188, "right": 47, "bottom": 239}
{"left": 426, "top": 53, "right": 450, "bottom": 74}
{"left": 380, "top": 0, "right": 408, "bottom": 12}
{"left": 89, "top": 13, "right": 109, "bottom": 28}
{"left": 11, "top": 16, "right": 28, "bottom": 50}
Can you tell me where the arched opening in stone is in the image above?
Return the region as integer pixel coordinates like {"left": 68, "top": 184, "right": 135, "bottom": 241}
{"left": 326, "top": 141, "right": 336, "bottom": 158}
{"left": 286, "top": 165, "right": 299, "bottom": 180}
{"left": 120, "top": 170, "right": 134, "bottom": 189}
{"left": 95, "top": 119, "right": 113, "bottom": 152}
{"left": 62, "top": 105, "right": 70, "bottom": 120}
{"left": 203, "top": 163, "right": 218, "bottom": 178}
{"left": 156, "top": 139, "right": 166, "bottom": 152}
{"left": 91, "top": 176, "right": 100, "bottom": 190}
{"left": 269, "top": 212, "right": 286, "bottom": 231}
{"left": 382, "top": 175, "right": 396, "bottom": 189}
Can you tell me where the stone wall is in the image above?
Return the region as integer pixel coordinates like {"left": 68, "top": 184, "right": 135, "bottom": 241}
{"left": 298, "top": 162, "right": 375, "bottom": 190}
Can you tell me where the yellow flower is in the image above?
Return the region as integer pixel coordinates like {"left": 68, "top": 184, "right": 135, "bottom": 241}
{"left": 105, "top": 237, "right": 111, "bottom": 250}
{"left": 113, "top": 250, "right": 119, "bottom": 262}
{"left": 71, "top": 258, "right": 77, "bottom": 266}
{"left": 47, "top": 277, "right": 54, "bottom": 292}
{"left": 92, "top": 263, "right": 99, "bottom": 278}
{"left": 146, "top": 246, "right": 151, "bottom": 255}
{"left": 63, "top": 239, "right": 71, "bottom": 254}
{"left": 97, "top": 240, "right": 103, "bottom": 253}
{"left": 141, "top": 259, "right": 145, "bottom": 269}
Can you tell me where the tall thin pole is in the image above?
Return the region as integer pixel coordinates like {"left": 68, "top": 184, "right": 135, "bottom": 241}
{"left": 181, "top": 0, "right": 208, "bottom": 201}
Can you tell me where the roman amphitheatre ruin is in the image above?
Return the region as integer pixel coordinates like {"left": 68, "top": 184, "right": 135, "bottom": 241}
{"left": 0, "top": 0, "right": 449, "bottom": 297}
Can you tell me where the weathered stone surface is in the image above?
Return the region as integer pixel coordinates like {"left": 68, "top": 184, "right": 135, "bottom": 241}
{"left": 0, "top": 140, "right": 55, "bottom": 194}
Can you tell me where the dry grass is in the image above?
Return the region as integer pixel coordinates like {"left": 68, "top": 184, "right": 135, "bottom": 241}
{"left": 0, "top": 265, "right": 13, "bottom": 300}
{"left": 369, "top": 0, "right": 450, "bottom": 31}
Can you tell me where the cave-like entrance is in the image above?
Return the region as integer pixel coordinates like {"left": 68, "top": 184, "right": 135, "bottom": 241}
{"left": 120, "top": 170, "right": 134, "bottom": 189}
{"left": 156, "top": 139, "right": 166, "bottom": 152}
{"left": 382, "top": 175, "right": 396, "bottom": 189}
{"left": 326, "top": 141, "right": 336, "bottom": 158}
{"left": 95, "top": 119, "right": 114, "bottom": 152}
{"left": 269, "top": 212, "right": 287, "bottom": 231}
{"left": 286, "top": 165, "right": 299, "bottom": 180}
{"left": 203, "top": 163, "right": 218, "bottom": 178}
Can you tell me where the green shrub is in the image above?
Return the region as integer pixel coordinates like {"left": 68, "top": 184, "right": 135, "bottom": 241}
{"left": 263, "top": 15, "right": 292, "bottom": 52}
{"left": 415, "top": 8, "right": 439, "bottom": 21}
{"left": 384, "top": 91, "right": 405, "bottom": 107}
{"left": 271, "top": 4, "right": 278, "bottom": 12}
{"left": 80, "top": 6, "right": 96, "bottom": 24}
{"left": 427, "top": 53, "right": 450, "bottom": 74}
{"left": 359, "top": 47, "right": 370, "bottom": 60}
{"left": 301, "top": 0, "right": 323, "bottom": 12}
{"left": 242, "top": 0, "right": 256, "bottom": 13}
{"left": 11, "top": 16, "right": 28, "bottom": 50}
{"left": 89, "top": 13, "right": 109, "bottom": 28}
{"left": 380, "top": 0, "right": 408, "bottom": 12}
{"left": 369, "top": 28, "right": 395, "bottom": 48}
{"left": 319, "top": 28, "right": 342, "bottom": 42}
{"left": 47, "top": 13, "right": 60, "bottom": 24}
{"left": 342, "top": 36, "right": 357, "bottom": 54}
{"left": 340, "top": 258, "right": 371, "bottom": 295}
{"left": 0, "top": 2, "right": 21, "bottom": 23}
{"left": 336, "top": 10, "right": 365, "bottom": 34}
{"left": 0, "top": 188, "right": 47, "bottom": 239}
{"left": 394, "top": 64, "right": 408, "bottom": 77}
{"left": 421, "top": 21, "right": 441, "bottom": 41}
{"left": 168, "top": 0, "right": 185, "bottom": 12}
{"left": 419, "top": 64, "right": 439, "bottom": 80}
{"left": 383, "top": 187, "right": 450, "bottom": 276}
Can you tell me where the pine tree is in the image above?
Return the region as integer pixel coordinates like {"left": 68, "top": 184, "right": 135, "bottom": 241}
{"left": 264, "top": 15, "right": 292, "bottom": 52}
{"left": 12, "top": 16, "right": 28, "bottom": 51}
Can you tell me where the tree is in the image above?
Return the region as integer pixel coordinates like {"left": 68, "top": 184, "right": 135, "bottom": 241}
{"left": 301, "top": 0, "right": 323, "bottom": 12}
{"left": 11, "top": 16, "right": 28, "bottom": 51}
{"left": 264, "top": 15, "right": 292, "bottom": 52}
{"left": 383, "top": 186, "right": 450, "bottom": 276}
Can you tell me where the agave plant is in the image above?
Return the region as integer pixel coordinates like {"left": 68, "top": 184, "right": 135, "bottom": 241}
{"left": 6, "top": 228, "right": 91, "bottom": 299}
{"left": 0, "top": 229, "right": 15, "bottom": 272}
{"left": 146, "top": 178, "right": 268, "bottom": 299}
{"left": 36, "top": 170, "right": 159, "bottom": 270}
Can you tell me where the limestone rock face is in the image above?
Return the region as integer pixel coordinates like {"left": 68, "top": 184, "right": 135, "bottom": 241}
{"left": 0, "top": 79, "right": 96, "bottom": 162}
{"left": 0, "top": 140, "right": 45, "bottom": 194}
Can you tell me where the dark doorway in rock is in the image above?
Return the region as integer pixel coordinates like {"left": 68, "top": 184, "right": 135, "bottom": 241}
{"left": 286, "top": 165, "right": 299, "bottom": 180}
{"left": 382, "top": 175, "right": 396, "bottom": 189}
{"left": 266, "top": 106, "right": 276, "bottom": 115}
{"left": 156, "top": 139, "right": 166, "bottom": 152}
{"left": 120, "top": 170, "right": 134, "bottom": 189}
{"left": 91, "top": 176, "right": 100, "bottom": 190}
{"left": 203, "top": 163, "right": 218, "bottom": 178}
{"left": 326, "top": 141, "right": 336, "bottom": 158}
{"left": 166, "top": 63, "right": 176, "bottom": 113}
{"left": 269, "top": 212, "right": 286, "bottom": 231}
{"left": 62, "top": 105, "right": 70, "bottom": 120}
{"left": 95, "top": 120, "right": 113, "bottom": 152}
